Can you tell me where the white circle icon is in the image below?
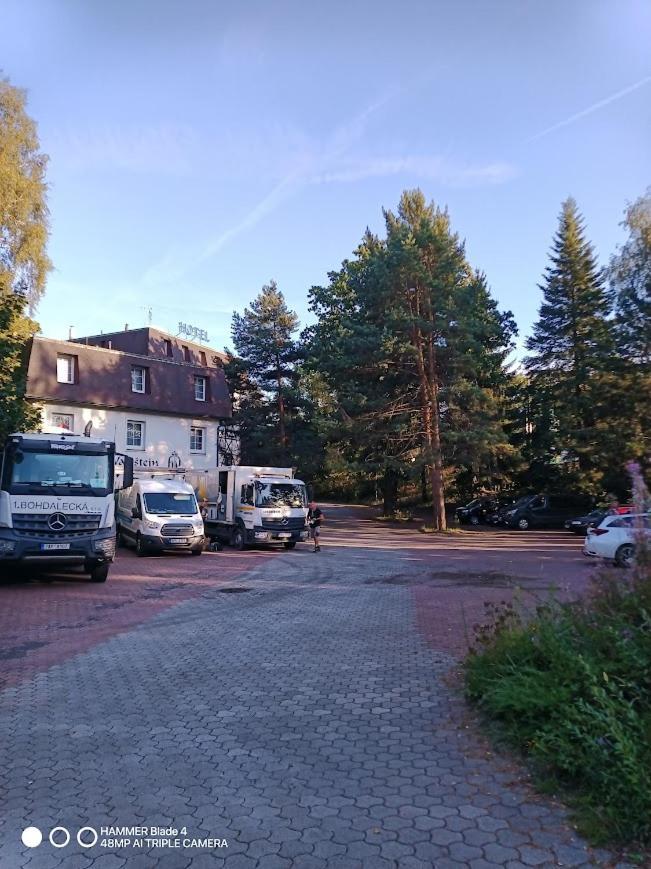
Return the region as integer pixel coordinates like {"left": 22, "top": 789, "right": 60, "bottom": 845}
{"left": 21, "top": 827, "right": 42, "bottom": 848}
{"left": 49, "top": 827, "right": 71, "bottom": 848}
{"left": 77, "top": 827, "right": 98, "bottom": 848}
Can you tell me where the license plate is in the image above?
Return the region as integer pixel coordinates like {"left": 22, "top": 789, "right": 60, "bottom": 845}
{"left": 41, "top": 543, "right": 71, "bottom": 551}
{"left": 277, "top": 533, "right": 291, "bottom": 539}
{"left": 169, "top": 537, "right": 187, "bottom": 543}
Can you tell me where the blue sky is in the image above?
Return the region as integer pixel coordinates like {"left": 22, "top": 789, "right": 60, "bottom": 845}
{"left": 1, "top": 0, "right": 649, "bottom": 358}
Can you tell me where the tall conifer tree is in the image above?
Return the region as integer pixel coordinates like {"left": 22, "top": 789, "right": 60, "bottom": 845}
{"left": 526, "top": 198, "right": 613, "bottom": 490}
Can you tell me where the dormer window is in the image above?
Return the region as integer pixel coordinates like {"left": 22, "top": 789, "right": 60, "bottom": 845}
{"left": 57, "top": 354, "right": 76, "bottom": 384}
{"left": 194, "top": 375, "right": 206, "bottom": 401}
{"left": 182, "top": 345, "right": 190, "bottom": 362}
{"left": 131, "top": 366, "right": 146, "bottom": 393}
{"left": 164, "top": 339, "right": 173, "bottom": 357}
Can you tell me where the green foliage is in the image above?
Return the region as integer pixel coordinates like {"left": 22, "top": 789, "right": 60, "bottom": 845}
{"left": 306, "top": 190, "right": 516, "bottom": 515}
{"left": 0, "top": 282, "right": 40, "bottom": 444}
{"left": 525, "top": 198, "right": 615, "bottom": 495}
{"left": 609, "top": 189, "right": 651, "bottom": 365}
{"left": 466, "top": 572, "right": 651, "bottom": 845}
{"left": 0, "top": 75, "right": 51, "bottom": 310}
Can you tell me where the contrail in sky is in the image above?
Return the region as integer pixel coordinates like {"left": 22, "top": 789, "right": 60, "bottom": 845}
{"left": 526, "top": 75, "right": 651, "bottom": 143}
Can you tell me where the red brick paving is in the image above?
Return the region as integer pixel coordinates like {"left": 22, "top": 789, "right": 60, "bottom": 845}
{"left": 0, "top": 547, "right": 275, "bottom": 690}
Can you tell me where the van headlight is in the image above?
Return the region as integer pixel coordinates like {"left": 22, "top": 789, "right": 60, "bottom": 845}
{"left": 144, "top": 519, "right": 160, "bottom": 530}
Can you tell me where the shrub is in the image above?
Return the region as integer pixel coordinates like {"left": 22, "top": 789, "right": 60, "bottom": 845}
{"left": 465, "top": 466, "right": 651, "bottom": 846}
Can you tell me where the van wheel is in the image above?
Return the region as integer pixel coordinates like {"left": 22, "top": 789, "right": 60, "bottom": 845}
{"left": 135, "top": 534, "right": 147, "bottom": 557}
{"left": 232, "top": 526, "right": 247, "bottom": 551}
{"left": 89, "top": 564, "right": 109, "bottom": 583}
{"left": 283, "top": 541, "right": 297, "bottom": 549}
{"left": 615, "top": 543, "right": 635, "bottom": 568}
{"left": 517, "top": 518, "right": 530, "bottom": 531}
{"left": 191, "top": 549, "right": 202, "bottom": 557}
{"left": 116, "top": 526, "right": 126, "bottom": 548}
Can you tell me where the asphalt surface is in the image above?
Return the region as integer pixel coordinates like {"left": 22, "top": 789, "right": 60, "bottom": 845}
{"left": 0, "top": 506, "right": 625, "bottom": 868}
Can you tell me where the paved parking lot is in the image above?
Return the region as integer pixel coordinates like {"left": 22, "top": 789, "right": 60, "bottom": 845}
{"left": 0, "top": 507, "right": 620, "bottom": 868}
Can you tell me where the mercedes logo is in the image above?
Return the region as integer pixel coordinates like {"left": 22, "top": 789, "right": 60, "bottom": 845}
{"left": 48, "top": 512, "right": 67, "bottom": 531}
{"left": 280, "top": 517, "right": 289, "bottom": 526}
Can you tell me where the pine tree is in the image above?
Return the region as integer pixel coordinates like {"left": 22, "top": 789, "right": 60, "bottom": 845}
{"left": 0, "top": 76, "right": 51, "bottom": 310}
{"left": 308, "top": 190, "right": 516, "bottom": 522}
{"left": 231, "top": 281, "right": 299, "bottom": 451}
{"left": 525, "top": 198, "right": 613, "bottom": 491}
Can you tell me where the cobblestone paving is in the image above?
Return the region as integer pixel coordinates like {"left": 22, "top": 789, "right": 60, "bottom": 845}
{"left": 0, "top": 510, "right": 620, "bottom": 867}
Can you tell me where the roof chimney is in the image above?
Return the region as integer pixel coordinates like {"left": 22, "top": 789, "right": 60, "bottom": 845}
{"left": 124, "top": 323, "right": 129, "bottom": 331}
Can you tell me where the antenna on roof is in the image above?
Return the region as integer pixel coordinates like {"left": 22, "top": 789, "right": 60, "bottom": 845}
{"left": 68, "top": 326, "right": 74, "bottom": 340}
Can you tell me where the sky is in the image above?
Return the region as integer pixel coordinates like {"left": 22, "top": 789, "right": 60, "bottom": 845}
{"left": 1, "top": 0, "right": 650, "bottom": 358}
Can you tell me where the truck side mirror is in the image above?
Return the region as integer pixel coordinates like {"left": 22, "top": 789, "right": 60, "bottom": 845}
{"left": 121, "top": 455, "right": 134, "bottom": 489}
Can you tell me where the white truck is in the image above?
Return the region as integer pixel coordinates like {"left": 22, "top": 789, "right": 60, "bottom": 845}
{"left": 0, "top": 432, "right": 133, "bottom": 582}
{"left": 187, "top": 466, "right": 309, "bottom": 550}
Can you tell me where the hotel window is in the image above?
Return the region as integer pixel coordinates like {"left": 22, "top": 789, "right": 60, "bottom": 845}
{"left": 164, "top": 339, "right": 173, "bottom": 357}
{"left": 126, "top": 420, "right": 145, "bottom": 449}
{"left": 190, "top": 426, "right": 205, "bottom": 453}
{"left": 194, "top": 375, "right": 207, "bottom": 401}
{"left": 131, "top": 365, "right": 146, "bottom": 393}
{"left": 182, "top": 345, "right": 191, "bottom": 362}
{"left": 51, "top": 412, "right": 74, "bottom": 431}
{"left": 199, "top": 351, "right": 207, "bottom": 366}
{"left": 56, "top": 354, "right": 75, "bottom": 384}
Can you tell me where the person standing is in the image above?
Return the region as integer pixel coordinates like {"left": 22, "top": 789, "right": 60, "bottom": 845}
{"left": 307, "top": 501, "right": 324, "bottom": 552}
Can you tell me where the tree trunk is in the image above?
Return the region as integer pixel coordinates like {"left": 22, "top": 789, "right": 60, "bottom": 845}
{"left": 276, "top": 361, "right": 286, "bottom": 449}
{"left": 382, "top": 468, "right": 398, "bottom": 516}
{"left": 421, "top": 464, "right": 428, "bottom": 503}
{"left": 412, "top": 324, "right": 447, "bottom": 531}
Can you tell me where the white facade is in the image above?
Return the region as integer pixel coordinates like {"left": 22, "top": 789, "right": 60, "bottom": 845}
{"left": 39, "top": 403, "right": 219, "bottom": 472}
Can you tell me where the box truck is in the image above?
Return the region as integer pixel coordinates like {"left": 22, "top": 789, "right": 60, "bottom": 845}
{"left": 187, "top": 466, "right": 309, "bottom": 550}
{"left": 0, "top": 432, "right": 133, "bottom": 582}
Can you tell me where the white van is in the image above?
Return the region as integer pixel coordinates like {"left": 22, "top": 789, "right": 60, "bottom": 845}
{"left": 116, "top": 478, "right": 205, "bottom": 557}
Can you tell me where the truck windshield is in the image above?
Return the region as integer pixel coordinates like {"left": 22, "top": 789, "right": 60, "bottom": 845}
{"left": 255, "top": 482, "right": 306, "bottom": 508}
{"left": 143, "top": 493, "right": 198, "bottom": 515}
{"left": 7, "top": 451, "right": 112, "bottom": 495}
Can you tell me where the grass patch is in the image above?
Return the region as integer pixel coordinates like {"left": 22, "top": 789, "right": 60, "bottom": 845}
{"left": 419, "top": 525, "right": 463, "bottom": 534}
{"left": 464, "top": 567, "right": 651, "bottom": 847}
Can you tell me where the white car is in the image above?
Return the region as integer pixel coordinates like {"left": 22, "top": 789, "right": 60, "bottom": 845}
{"left": 583, "top": 512, "right": 650, "bottom": 567}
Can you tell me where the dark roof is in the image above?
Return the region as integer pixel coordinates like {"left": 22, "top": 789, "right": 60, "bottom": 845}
{"left": 72, "top": 326, "right": 227, "bottom": 367}
{"left": 26, "top": 337, "right": 231, "bottom": 420}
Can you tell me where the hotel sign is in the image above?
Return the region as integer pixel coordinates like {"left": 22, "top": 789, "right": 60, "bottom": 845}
{"left": 178, "top": 322, "right": 209, "bottom": 343}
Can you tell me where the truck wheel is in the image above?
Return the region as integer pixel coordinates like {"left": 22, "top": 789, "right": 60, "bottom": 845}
{"left": 517, "top": 518, "right": 530, "bottom": 531}
{"left": 135, "top": 534, "right": 147, "bottom": 557}
{"left": 232, "top": 526, "right": 247, "bottom": 551}
{"left": 615, "top": 543, "right": 635, "bottom": 568}
{"left": 89, "top": 564, "right": 109, "bottom": 583}
{"left": 283, "top": 541, "right": 297, "bottom": 549}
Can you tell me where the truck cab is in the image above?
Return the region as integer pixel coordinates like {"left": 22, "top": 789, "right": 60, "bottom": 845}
{"left": 0, "top": 432, "right": 133, "bottom": 582}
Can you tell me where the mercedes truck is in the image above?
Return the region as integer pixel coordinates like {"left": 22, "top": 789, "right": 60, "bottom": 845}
{"left": 187, "top": 466, "right": 309, "bottom": 550}
{"left": 0, "top": 432, "right": 133, "bottom": 582}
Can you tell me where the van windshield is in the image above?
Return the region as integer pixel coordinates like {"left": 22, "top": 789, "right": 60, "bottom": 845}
{"left": 143, "top": 493, "right": 198, "bottom": 515}
{"left": 255, "top": 482, "right": 307, "bottom": 508}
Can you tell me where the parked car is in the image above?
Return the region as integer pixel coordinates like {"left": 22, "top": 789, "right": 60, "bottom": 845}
{"left": 503, "top": 493, "right": 593, "bottom": 530}
{"left": 564, "top": 505, "right": 633, "bottom": 534}
{"left": 583, "top": 513, "right": 650, "bottom": 567}
{"left": 455, "top": 497, "right": 499, "bottom": 525}
{"left": 484, "top": 496, "right": 522, "bottom": 525}
{"left": 564, "top": 509, "right": 608, "bottom": 534}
